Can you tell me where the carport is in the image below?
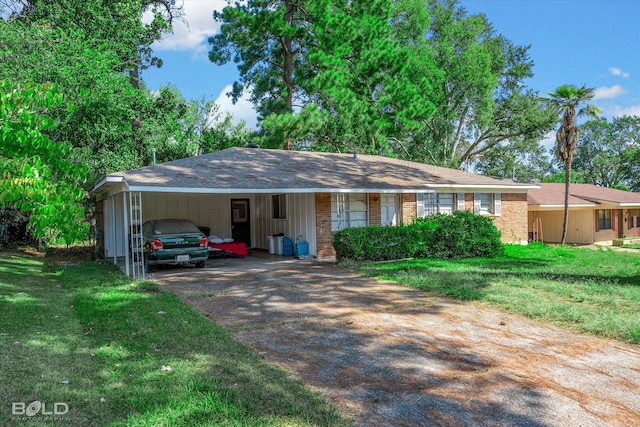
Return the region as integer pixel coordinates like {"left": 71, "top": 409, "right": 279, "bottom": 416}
{"left": 92, "top": 181, "right": 319, "bottom": 279}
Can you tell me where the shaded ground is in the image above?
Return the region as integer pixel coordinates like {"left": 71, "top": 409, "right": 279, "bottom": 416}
{"left": 153, "top": 252, "right": 640, "bottom": 427}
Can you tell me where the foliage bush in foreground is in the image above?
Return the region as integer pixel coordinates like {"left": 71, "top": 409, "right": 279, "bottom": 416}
{"left": 333, "top": 211, "right": 504, "bottom": 261}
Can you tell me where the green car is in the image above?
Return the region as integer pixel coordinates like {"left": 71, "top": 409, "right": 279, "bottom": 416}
{"left": 142, "top": 219, "right": 209, "bottom": 272}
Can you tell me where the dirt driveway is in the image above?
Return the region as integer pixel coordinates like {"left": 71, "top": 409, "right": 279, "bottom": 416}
{"left": 154, "top": 254, "right": 640, "bottom": 427}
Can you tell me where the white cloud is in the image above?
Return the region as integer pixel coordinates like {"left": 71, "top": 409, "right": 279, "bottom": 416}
{"left": 215, "top": 85, "right": 258, "bottom": 130}
{"left": 605, "top": 104, "right": 640, "bottom": 118}
{"left": 149, "top": 1, "right": 228, "bottom": 55}
{"left": 593, "top": 85, "right": 626, "bottom": 100}
{"left": 540, "top": 131, "right": 555, "bottom": 150}
{"left": 608, "top": 67, "right": 630, "bottom": 78}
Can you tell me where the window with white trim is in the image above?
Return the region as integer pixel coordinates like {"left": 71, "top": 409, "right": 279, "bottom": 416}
{"left": 473, "top": 193, "right": 501, "bottom": 216}
{"left": 419, "top": 193, "right": 457, "bottom": 217}
{"left": 272, "top": 194, "right": 287, "bottom": 219}
{"left": 331, "top": 193, "right": 368, "bottom": 231}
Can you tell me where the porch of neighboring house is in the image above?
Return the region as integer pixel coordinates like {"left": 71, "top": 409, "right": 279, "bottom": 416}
{"left": 528, "top": 207, "right": 640, "bottom": 245}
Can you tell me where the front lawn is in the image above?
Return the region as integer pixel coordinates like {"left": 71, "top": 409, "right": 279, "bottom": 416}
{"left": 0, "top": 250, "right": 349, "bottom": 426}
{"left": 356, "top": 243, "right": 640, "bottom": 344}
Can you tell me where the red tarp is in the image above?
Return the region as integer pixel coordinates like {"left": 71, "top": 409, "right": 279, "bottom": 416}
{"left": 208, "top": 242, "right": 247, "bottom": 258}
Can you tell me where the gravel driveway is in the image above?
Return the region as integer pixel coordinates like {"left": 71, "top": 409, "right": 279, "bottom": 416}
{"left": 154, "top": 254, "right": 640, "bottom": 427}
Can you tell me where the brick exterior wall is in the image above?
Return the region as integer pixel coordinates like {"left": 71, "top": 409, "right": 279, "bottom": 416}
{"left": 401, "top": 193, "right": 417, "bottom": 224}
{"left": 369, "top": 193, "right": 381, "bottom": 226}
{"left": 404, "top": 192, "right": 528, "bottom": 243}
{"left": 314, "top": 193, "right": 334, "bottom": 258}
{"left": 461, "top": 192, "right": 528, "bottom": 243}
{"left": 491, "top": 193, "right": 528, "bottom": 244}
{"left": 313, "top": 191, "right": 529, "bottom": 257}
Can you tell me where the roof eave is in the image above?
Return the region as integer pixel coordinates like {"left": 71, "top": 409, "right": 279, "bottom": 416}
{"left": 125, "top": 185, "right": 436, "bottom": 194}
{"left": 91, "top": 176, "right": 128, "bottom": 196}
{"left": 529, "top": 203, "right": 597, "bottom": 210}
{"left": 427, "top": 183, "right": 540, "bottom": 191}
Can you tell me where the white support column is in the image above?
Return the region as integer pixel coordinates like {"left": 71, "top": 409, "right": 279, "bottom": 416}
{"left": 129, "top": 192, "right": 144, "bottom": 279}
{"left": 122, "top": 192, "right": 130, "bottom": 277}
{"left": 111, "top": 196, "right": 117, "bottom": 266}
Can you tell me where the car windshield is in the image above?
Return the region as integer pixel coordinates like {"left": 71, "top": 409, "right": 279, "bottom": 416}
{"left": 152, "top": 220, "right": 200, "bottom": 235}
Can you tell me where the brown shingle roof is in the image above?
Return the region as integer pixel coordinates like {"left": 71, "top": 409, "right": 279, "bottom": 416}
{"left": 95, "top": 147, "right": 537, "bottom": 194}
{"left": 528, "top": 183, "right": 640, "bottom": 207}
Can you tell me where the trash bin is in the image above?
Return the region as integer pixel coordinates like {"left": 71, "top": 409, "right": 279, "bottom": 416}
{"left": 267, "top": 236, "right": 276, "bottom": 254}
{"left": 296, "top": 239, "right": 309, "bottom": 258}
{"left": 283, "top": 236, "right": 294, "bottom": 256}
{"left": 275, "top": 236, "right": 284, "bottom": 255}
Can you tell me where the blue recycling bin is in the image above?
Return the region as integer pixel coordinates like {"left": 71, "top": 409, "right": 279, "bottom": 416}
{"left": 296, "top": 240, "right": 309, "bottom": 257}
{"left": 283, "top": 236, "right": 294, "bottom": 256}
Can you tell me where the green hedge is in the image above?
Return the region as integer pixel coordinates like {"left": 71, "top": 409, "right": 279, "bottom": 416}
{"left": 333, "top": 211, "right": 504, "bottom": 261}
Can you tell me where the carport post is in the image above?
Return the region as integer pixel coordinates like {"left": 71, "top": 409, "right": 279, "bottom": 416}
{"left": 111, "top": 195, "right": 117, "bottom": 266}
{"left": 123, "top": 192, "right": 130, "bottom": 277}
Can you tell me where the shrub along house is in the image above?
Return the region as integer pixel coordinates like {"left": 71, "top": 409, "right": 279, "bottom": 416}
{"left": 528, "top": 183, "right": 640, "bottom": 244}
{"left": 92, "top": 147, "right": 538, "bottom": 277}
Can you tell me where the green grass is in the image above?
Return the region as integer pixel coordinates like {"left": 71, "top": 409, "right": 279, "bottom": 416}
{"left": 0, "top": 250, "right": 350, "bottom": 426}
{"left": 356, "top": 243, "right": 640, "bottom": 344}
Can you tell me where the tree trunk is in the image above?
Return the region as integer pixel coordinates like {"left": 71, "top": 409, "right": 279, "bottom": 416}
{"left": 561, "top": 157, "right": 572, "bottom": 245}
{"left": 282, "top": 0, "right": 296, "bottom": 150}
{"left": 129, "top": 66, "right": 140, "bottom": 89}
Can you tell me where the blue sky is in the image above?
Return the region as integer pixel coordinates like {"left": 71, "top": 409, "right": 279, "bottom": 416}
{"left": 142, "top": 0, "right": 640, "bottom": 130}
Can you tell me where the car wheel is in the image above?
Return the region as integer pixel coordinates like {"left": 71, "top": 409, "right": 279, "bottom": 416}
{"left": 195, "top": 261, "right": 205, "bottom": 268}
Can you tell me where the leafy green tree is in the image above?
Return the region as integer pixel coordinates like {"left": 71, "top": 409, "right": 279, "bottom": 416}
{"left": 200, "top": 108, "right": 251, "bottom": 154}
{"left": 138, "top": 86, "right": 251, "bottom": 162}
{"left": 0, "top": 16, "right": 146, "bottom": 183}
{"left": 209, "top": 0, "right": 555, "bottom": 169}
{"left": 572, "top": 116, "right": 640, "bottom": 189}
{"left": 0, "top": 81, "right": 88, "bottom": 244}
{"left": 0, "top": 1, "right": 209, "bottom": 182}
{"left": 621, "top": 148, "right": 640, "bottom": 192}
{"left": 474, "top": 142, "right": 552, "bottom": 182}
{"left": 542, "top": 84, "right": 600, "bottom": 245}
{"left": 305, "top": 0, "right": 436, "bottom": 155}
{"left": 541, "top": 169, "right": 583, "bottom": 184}
{"left": 209, "top": 0, "right": 312, "bottom": 149}
{"left": 210, "top": 0, "right": 437, "bottom": 153}
{"left": 403, "top": 0, "right": 556, "bottom": 169}
{"left": 1, "top": 0, "right": 182, "bottom": 88}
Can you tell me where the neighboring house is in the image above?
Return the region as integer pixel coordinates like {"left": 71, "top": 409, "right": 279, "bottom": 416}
{"left": 92, "top": 147, "right": 538, "bottom": 276}
{"left": 528, "top": 183, "right": 640, "bottom": 244}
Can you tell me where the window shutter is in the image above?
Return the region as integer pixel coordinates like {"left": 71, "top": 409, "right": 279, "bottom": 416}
{"left": 457, "top": 193, "right": 465, "bottom": 211}
{"left": 612, "top": 209, "right": 618, "bottom": 232}
{"left": 595, "top": 211, "right": 600, "bottom": 232}
{"left": 416, "top": 193, "right": 424, "bottom": 218}
{"left": 473, "top": 193, "right": 481, "bottom": 214}
{"left": 494, "top": 193, "right": 501, "bottom": 216}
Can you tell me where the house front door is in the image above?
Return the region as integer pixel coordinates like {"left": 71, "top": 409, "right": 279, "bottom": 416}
{"left": 381, "top": 194, "right": 399, "bottom": 226}
{"left": 231, "top": 199, "right": 251, "bottom": 246}
{"left": 618, "top": 210, "right": 625, "bottom": 238}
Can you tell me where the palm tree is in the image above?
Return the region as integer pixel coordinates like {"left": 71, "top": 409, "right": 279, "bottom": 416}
{"left": 543, "top": 85, "right": 600, "bottom": 244}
